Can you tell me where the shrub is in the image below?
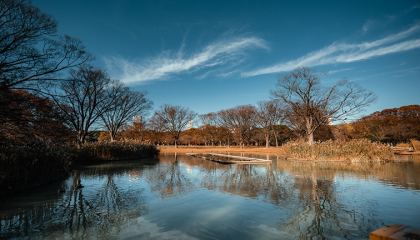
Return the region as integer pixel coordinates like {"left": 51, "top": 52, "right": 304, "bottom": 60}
{"left": 283, "top": 139, "right": 394, "bottom": 162}
{"left": 68, "top": 141, "right": 160, "bottom": 162}
{"left": 0, "top": 142, "right": 71, "bottom": 192}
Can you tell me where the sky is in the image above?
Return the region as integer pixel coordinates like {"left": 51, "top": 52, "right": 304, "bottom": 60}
{"left": 33, "top": 0, "right": 420, "bottom": 122}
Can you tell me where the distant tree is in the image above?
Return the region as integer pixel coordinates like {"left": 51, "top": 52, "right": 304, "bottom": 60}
{"left": 217, "top": 105, "right": 258, "bottom": 149}
{"left": 150, "top": 104, "right": 197, "bottom": 148}
{"left": 352, "top": 105, "right": 420, "bottom": 143}
{"left": 0, "top": 0, "right": 92, "bottom": 91}
{"left": 271, "top": 67, "right": 376, "bottom": 145}
{"left": 101, "top": 80, "right": 153, "bottom": 142}
{"left": 200, "top": 112, "right": 222, "bottom": 147}
{"left": 256, "top": 100, "right": 285, "bottom": 148}
{"left": 120, "top": 121, "right": 147, "bottom": 142}
{"left": 52, "top": 65, "right": 113, "bottom": 144}
{"left": 272, "top": 124, "right": 293, "bottom": 146}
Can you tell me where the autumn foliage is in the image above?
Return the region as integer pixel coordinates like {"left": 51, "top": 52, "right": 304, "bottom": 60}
{"left": 351, "top": 105, "right": 420, "bottom": 143}
{"left": 0, "top": 89, "right": 73, "bottom": 144}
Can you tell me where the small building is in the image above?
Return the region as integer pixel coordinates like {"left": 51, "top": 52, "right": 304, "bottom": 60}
{"left": 133, "top": 115, "right": 142, "bottom": 123}
{"left": 186, "top": 120, "right": 193, "bottom": 130}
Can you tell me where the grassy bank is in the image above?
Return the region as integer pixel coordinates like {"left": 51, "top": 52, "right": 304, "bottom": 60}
{"left": 283, "top": 139, "right": 394, "bottom": 162}
{"left": 0, "top": 142, "right": 71, "bottom": 193}
{"left": 69, "top": 142, "right": 160, "bottom": 163}
{"left": 0, "top": 142, "right": 159, "bottom": 194}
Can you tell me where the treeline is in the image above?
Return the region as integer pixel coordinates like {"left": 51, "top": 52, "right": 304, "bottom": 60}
{"left": 98, "top": 102, "right": 293, "bottom": 148}
{"left": 100, "top": 103, "right": 420, "bottom": 148}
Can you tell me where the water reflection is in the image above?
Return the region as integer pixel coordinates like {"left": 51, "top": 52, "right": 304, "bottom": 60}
{"left": 0, "top": 161, "right": 157, "bottom": 239}
{"left": 0, "top": 154, "right": 419, "bottom": 239}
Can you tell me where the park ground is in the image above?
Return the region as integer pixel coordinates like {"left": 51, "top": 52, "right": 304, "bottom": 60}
{"left": 158, "top": 145, "right": 420, "bottom": 155}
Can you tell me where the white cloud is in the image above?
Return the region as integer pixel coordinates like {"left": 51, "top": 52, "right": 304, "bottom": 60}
{"left": 242, "top": 24, "right": 420, "bottom": 77}
{"left": 362, "top": 20, "right": 376, "bottom": 34}
{"left": 104, "top": 37, "right": 268, "bottom": 84}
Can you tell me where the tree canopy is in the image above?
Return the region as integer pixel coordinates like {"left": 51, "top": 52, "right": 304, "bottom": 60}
{"left": 271, "top": 67, "right": 376, "bottom": 145}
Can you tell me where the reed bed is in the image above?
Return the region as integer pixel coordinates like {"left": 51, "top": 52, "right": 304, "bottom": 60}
{"left": 283, "top": 139, "right": 394, "bottom": 162}
{"left": 410, "top": 139, "right": 420, "bottom": 151}
{"left": 0, "top": 142, "right": 71, "bottom": 192}
{"left": 68, "top": 141, "right": 160, "bottom": 162}
{"left": 396, "top": 142, "right": 412, "bottom": 148}
{"left": 1, "top": 141, "right": 159, "bottom": 193}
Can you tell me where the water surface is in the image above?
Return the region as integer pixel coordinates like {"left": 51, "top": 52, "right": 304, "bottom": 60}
{"left": 1, "top": 154, "right": 419, "bottom": 239}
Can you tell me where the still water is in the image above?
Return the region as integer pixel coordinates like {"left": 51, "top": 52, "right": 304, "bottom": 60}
{"left": 1, "top": 153, "right": 419, "bottom": 239}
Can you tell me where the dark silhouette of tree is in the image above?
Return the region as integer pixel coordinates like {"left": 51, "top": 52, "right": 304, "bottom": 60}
{"left": 51, "top": 65, "right": 113, "bottom": 144}
{"left": 271, "top": 67, "right": 376, "bottom": 145}
{"left": 0, "top": 0, "right": 93, "bottom": 91}
{"left": 101, "top": 80, "right": 153, "bottom": 142}
{"left": 0, "top": 89, "right": 71, "bottom": 144}
{"left": 150, "top": 104, "right": 197, "bottom": 148}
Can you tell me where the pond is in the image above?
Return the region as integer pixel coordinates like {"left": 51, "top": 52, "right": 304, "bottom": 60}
{"left": 1, "top": 153, "right": 419, "bottom": 239}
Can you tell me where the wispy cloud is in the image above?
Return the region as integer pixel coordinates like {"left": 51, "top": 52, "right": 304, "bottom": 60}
{"left": 362, "top": 20, "right": 376, "bottom": 34}
{"left": 242, "top": 24, "right": 420, "bottom": 77}
{"left": 103, "top": 37, "right": 268, "bottom": 84}
{"left": 329, "top": 68, "right": 354, "bottom": 75}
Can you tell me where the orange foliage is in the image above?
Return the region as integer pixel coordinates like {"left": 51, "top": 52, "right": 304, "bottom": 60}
{"left": 0, "top": 88, "right": 73, "bottom": 144}
{"left": 351, "top": 105, "right": 420, "bottom": 142}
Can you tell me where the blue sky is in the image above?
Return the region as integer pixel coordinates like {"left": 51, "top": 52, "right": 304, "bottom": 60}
{"left": 34, "top": 0, "right": 420, "bottom": 121}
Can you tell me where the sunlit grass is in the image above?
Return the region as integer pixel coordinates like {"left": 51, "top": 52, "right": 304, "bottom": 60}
{"left": 410, "top": 139, "right": 420, "bottom": 151}
{"left": 283, "top": 139, "right": 394, "bottom": 162}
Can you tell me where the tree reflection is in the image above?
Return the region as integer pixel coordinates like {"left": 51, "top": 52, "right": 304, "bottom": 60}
{"left": 0, "top": 162, "right": 152, "bottom": 239}
{"left": 144, "top": 153, "right": 196, "bottom": 198}
{"left": 144, "top": 154, "right": 418, "bottom": 239}
{"left": 1, "top": 154, "right": 418, "bottom": 239}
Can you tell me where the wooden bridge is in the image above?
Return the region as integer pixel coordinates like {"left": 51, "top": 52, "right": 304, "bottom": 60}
{"left": 186, "top": 153, "right": 272, "bottom": 164}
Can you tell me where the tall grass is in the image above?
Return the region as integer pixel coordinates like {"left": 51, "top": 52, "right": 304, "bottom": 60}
{"left": 283, "top": 139, "right": 394, "bottom": 162}
{"left": 68, "top": 142, "right": 160, "bottom": 163}
{"left": 410, "top": 139, "right": 420, "bottom": 151}
{"left": 1, "top": 141, "right": 159, "bottom": 193}
{"left": 0, "top": 142, "right": 71, "bottom": 192}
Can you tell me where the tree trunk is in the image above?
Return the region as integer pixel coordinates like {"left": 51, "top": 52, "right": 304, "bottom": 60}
{"left": 77, "top": 130, "right": 86, "bottom": 144}
{"left": 306, "top": 117, "right": 314, "bottom": 145}
{"left": 308, "top": 131, "right": 314, "bottom": 145}
{"left": 275, "top": 134, "right": 278, "bottom": 148}
{"left": 265, "top": 133, "right": 270, "bottom": 148}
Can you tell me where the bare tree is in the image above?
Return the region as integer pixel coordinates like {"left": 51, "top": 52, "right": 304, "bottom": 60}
{"left": 271, "top": 67, "right": 376, "bottom": 145}
{"left": 256, "top": 100, "right": 285, "bottom": 148}
{"left": 101, "top": 80, "right": 153, "bottom": 142}
{"left": 200, "top": 112, "right": 221, "bottom": 147}
{"left": 0, "top": 0, "right": 92, "bottom": 91}
{"left": 52, "top": 65, "right": 113, "bottom": 144}
{"left": 150, "top": 104, "right": 197, "bottom": 148}
{"left": 217, "top": 105, "right": 258, "bottom": 149}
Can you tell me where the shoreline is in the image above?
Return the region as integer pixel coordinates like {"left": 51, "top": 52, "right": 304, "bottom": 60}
{"left": 158, "top": 146, "right": 283, "bottom": 154}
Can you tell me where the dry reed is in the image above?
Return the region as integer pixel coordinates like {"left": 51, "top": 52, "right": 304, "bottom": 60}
{"left": 283, "top": 139, "right": 394, "bottom": 162}
{"left": 410, "top": 139, "right": 420, "bottom": 151}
